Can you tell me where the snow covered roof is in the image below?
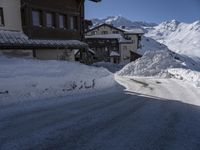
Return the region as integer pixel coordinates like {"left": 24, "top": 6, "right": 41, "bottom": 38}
{"left": 86, "top": 23, "right": 124, "bottom": 33}
{"left": 85, "top": 34, "right": 132, "bottom": 44}
{"left": 0, "top": 30, "right": 88, "bottom": 49}
{"left": 124, "top": 29, "right": 145, "bottom": 34}
{"left": 110, "top": 51, "right": 120, "bottom": 57}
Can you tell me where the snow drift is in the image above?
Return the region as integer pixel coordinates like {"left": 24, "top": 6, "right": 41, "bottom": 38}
{"left": 117, "top": 50, "right": 200, "bottom": 79}
{"left": 0, "top": 55, "right": 115, "bottom": 105}
{"left": 168, "top": 68, "right": 200, "bottom": 87}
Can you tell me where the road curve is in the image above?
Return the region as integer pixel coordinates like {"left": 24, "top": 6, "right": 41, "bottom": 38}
{"left": 1, "top": 85, "right": 200, "bottom": 150}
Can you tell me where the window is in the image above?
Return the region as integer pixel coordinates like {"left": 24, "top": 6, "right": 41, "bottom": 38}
{"left": 101, "top": 31, "right": 108, "bottom": 34}
{"left": 46, "top": 12, "right": 55, "bottom": 28}
{"left": 69, "top": 16, "right": 78, "bottom": 30}
{"left": 32, "top": 10, "right": 42, "bottom": 27}
{"left": 91, "top": 31, "right": 97, "bottom": 35}
{"left": 58, "top": 14, "right": 65, "bottom": 29}
{"left": 113, "top": 31, "right": 119, "bottom": 34}
{"left": 123, "top": 46, "right": 128, "bottom": 50}
{"left": 0, "top": 8, "right": 4, "bottom": 26}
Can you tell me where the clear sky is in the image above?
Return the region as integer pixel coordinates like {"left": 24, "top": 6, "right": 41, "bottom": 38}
{"left": 85, "top": 0, "right": 200, "bottom": 23}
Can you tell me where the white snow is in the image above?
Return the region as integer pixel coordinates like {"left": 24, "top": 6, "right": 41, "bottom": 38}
{"left": 117, "top": 50, "right": 200, "bottom": 87}
{"left": 110, "top": 51, "right": 120, "bottom": 57}
{"left": 92, "top": 16, "right": 157, "bottom": 29}
{"left": 115, "top": 75, "right": 200, "bottom": 106}
{"left": 146, "top": 20, "right": 200, "bottom": 58}
{"left": 168, "top": 68, "right": 200, "bottom": 87}
{"left": 0, "top": 55, "right": 115, "bottom": 106}
{"left": 138, "top": 36, "right": 169, "bottom": 55}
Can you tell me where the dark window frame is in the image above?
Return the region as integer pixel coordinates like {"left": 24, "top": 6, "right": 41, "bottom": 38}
{"left": 0, "top": 7, "right": 5, "bottom": 26}
{"left": 31, "top": 9, "right": 43, "bottom": 27}
{"left": 58, "top": 13, "right": 66, "bottom": 29}
{"left": 69, "top": 15, "right": 78, "bottom": 31}
{"left": 101, "top": 31, "right": 108, "bottom": 35}
{"left": 46, "top": 11, "right": 56, "bottom": 28}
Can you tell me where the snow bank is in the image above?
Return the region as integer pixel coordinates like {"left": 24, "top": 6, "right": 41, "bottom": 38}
{"left": 117, "top": 50, "right": 200, "bottom": 87}
{"left": 168, "top": 68, "right": 200, "bottom": 87}
{"left": 93, "top": 62, "right": 124, "bottom": 73}
{"left": 117, "top": 50, "right": 184, "bottom": 77}
{"left": 0, "top": 55, "right": 115, "bottom": 105}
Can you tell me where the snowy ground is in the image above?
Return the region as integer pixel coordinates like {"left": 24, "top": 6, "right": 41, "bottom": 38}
{"left": 1, "top": 76, "right": 200, "bottom": 150}
{"left": 115, "top": 75, "right": 200, "bottom": 106}
{"left": 117, "top": 50, "right": 200, "bottom": 87}
{"left": 0, "top": 47, "right": 200, "bottom": 149}
{"left": 0, "top": 55, "right": 115, "bottom": 106}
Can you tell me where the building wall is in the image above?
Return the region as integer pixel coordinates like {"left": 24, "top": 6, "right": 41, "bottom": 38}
{"left": 125, "top": 34, "right": 139, "bottom": 50}
{"left": 86, "top": 25, "right": 124, "bottom": 36}
{"left": 0, "top": 0, "right": 22, "bottom": 31}
{"left": 35, "top": 49, "right": 75, "bottom": 61}
{"left": 86, "top": 24, "right": 142, "bottom": 63}
{"left": 21, "top": 0, "right": 83, "bottom": 40}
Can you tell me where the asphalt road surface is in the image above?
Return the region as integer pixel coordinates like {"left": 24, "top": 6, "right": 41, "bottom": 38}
{"left": 1, "top": 85, "right": 200, "bottom": 150}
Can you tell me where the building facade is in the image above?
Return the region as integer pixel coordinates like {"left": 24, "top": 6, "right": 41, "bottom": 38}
{"left": 0, "top": 0, "right": 101, "bottom": 63}
{"left": 0, "top": 0, "right": 22, "bottom": 31}
{"left": 85, "top": 23, "right": 144, "bottom": 64}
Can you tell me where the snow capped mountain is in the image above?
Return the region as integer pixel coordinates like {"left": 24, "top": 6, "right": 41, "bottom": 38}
{"left": 92, "top": 16, "right": 157, "bottom": 29}
{"left": 146, "top": 20, "right": 200, "bottom": 59}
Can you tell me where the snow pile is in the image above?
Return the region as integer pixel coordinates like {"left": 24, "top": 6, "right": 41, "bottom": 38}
{"left": 138, "top": 36, "right": 169, "bottom": 55}
{"left": 168, "top": 68, "right": 200, "bottom": 87}
{"left": 0, "top": 55, "right": 115, "bottom": 104}
{"left": 117, "top": 50, "right": 200, "bottom": 77}
{"left": 93, "top": 62, "right": 124, "bottom": 73}
{"left": 146, "top": 20, "right": 200, "bottom": 58}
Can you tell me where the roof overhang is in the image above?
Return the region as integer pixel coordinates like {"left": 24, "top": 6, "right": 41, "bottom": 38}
{"left": 0, "top": 30, "right": 88, "bottom": 50}
{"left": 89, "top": 0, "right": 101, "bottom": 2}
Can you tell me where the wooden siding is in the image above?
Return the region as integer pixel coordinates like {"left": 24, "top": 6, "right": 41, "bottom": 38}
{"left": 21, "top": 0, "right": 84, "bottom": 40}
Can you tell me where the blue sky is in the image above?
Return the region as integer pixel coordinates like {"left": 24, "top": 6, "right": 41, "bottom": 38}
{"left": 85, "top": 0, "right": 200, "bottom": 23}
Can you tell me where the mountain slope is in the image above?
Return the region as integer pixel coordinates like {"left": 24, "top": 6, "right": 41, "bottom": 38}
{"left": 146, "top": 20, "right": 200, "bottom": 59}
{"left": 92, "top": 16, "right": 157, "bottom": 29}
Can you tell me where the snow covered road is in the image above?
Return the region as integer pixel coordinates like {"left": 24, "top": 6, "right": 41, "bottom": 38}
{"left": 1, "top": 78, "right": 200, "bottom": 150}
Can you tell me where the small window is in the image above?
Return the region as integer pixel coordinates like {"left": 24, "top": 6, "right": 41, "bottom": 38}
{"left": 46, "top": 12, "right": 55, "bottom": 28}
{"left": 123, "top": 46, "right": 128, "bottom": 50}
{"left": 91, "top": 31, "right": 97, "bottom": 35}
{"left": 69, "top": 16, "right": 78, "bottom": 30}
{"left": 32, "top": 10, "right": 42, "bottom": 27}
{"left": 113, "top": 31, "right": 119, "bottom": 34}
{"left": 58, "top": 14, "right": 65, "bottom": 29}
{"left": 0, "top": 8, "right": 4, "bottom": 26}
{"left": 101, "top": 31, "right": 108, "bottom": 35}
